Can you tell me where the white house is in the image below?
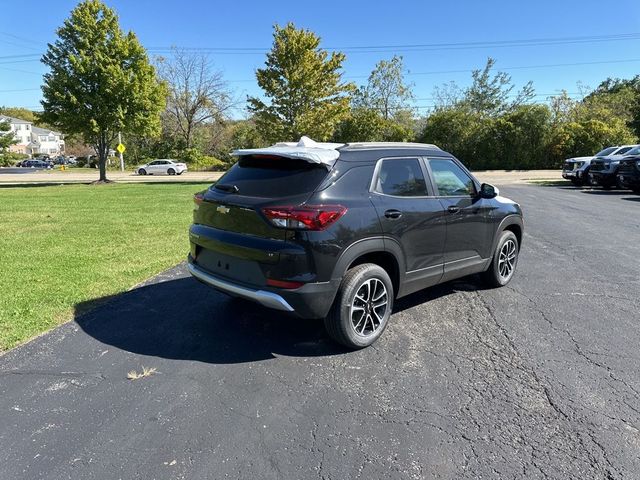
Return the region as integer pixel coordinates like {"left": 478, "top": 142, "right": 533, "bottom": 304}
{"left": 0, "top": 115, "right": 65, "bottom": 156}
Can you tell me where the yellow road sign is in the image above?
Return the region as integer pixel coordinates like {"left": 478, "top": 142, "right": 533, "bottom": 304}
{"left": 116, "top": 143, "right": 126, "bottom": 154}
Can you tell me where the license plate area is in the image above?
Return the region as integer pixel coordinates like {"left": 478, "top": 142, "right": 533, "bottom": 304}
{"left": 195, "top": 248, "right": 266, "bottom": 286}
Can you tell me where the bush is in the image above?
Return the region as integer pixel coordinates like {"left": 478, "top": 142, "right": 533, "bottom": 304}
{"left": 0, "top": 152, "right": 28, "bottom": 167}
{"left": 181, "top": 148, "right": 227, "bottom": 171}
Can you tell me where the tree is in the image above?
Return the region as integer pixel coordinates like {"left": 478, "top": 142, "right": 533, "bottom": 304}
{"left": 248, "top": 23, "right": 354, "bottom": 143}
{"left": 0, "top": 120, "right": 17, "bottom": 152}
{"left": 354, "top": 55, "right": 414, "bottom": 120}
{"left": 156, "top": 48, "right": 234, "bottom": 150}
{"left": 464, "top": 58, "right": 535, "bottom": 116}
{"left": 40, "top": 0, "right": 167, "bottom": 182}
{"left": 0, "top": 107, "right": 37, "bottom": 123}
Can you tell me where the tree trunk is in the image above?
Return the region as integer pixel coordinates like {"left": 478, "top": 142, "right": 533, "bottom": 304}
{"left": 96, "top": 133, "right": 109, "bottom": 182}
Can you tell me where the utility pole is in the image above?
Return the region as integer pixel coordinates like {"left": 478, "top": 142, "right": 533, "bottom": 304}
{"left": 118, "top": 132, "right": 124, "bottom": 172}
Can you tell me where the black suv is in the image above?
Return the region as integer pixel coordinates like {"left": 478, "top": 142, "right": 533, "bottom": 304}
{"left": 188, "top": 142, "right": 523, "bottom": 348}
{"left": 618, "top": 155, "right": 640, "bottom": 193}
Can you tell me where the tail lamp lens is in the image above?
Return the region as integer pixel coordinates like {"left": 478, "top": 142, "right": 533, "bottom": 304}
{"left": 262, "top": 205, "right": 347, "bottom": 230}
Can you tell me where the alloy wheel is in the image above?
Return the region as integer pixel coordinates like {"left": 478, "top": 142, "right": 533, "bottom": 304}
{"left": 498, "top": 239, "right": 517, "bottom": 280}
{"left": 350, "top": 278, "right": 388, "bottom": 337}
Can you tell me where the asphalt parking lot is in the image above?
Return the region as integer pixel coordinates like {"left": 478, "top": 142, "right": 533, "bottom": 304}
{"left": 1, "top": 183, "right": 639, "bottom": 479}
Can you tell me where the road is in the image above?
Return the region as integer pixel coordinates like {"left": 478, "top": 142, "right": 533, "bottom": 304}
{"left": 1, "top": 184, "right": 639, "bottom": 479}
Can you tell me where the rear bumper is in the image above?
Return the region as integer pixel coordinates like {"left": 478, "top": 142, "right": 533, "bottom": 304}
{"left": 187, "top": 261, "right": 294, "bottom": 312}
{"left": 187, "top": 256, "right": 339, "bottom": 319}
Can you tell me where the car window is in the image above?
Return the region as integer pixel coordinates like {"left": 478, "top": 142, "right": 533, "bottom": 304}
{"left": 215, "top": 155, "right": 330, "bottom": 198}
{"left": 149, "top": 161, "right": 160, "bottom": 165}
{"left": 375, "top": 158, "right": 428, "bottom": 197}
{"left": 429, "top": 159, "right": 476, "bottom": 197}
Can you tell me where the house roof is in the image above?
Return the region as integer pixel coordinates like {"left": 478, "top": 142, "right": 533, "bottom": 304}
{"left": 0, "top": 115, "right": 32, "bottom": 125}
{"left": 32, "top": 125, "right": 62, "bottom": 136}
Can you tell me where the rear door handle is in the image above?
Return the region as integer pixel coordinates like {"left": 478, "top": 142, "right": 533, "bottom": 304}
{"left": 384, "top": 209, "right": 402, "bottom": 219}
{"left": 447, "top": 206, "right": 461, "bottom": 214}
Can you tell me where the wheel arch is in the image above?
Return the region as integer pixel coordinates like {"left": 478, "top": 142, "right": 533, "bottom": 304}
{"left": 492, "top": 215, "right": 524, "bottom": 253}
{"left": 331, "top": 237, "right": 404, "bottom": 297}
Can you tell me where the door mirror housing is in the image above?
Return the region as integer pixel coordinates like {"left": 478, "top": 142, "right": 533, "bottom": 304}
{"left": 479, "top": 183, "right": 499, "bottom": 199}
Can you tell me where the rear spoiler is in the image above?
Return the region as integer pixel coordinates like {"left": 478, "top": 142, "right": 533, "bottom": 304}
{"left": 231, "top": 136, "right": 343, "bottom": 169}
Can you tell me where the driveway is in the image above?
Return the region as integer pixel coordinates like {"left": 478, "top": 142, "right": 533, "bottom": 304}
{"left": 1, "top": 184, "right": 639, "bottom": 479}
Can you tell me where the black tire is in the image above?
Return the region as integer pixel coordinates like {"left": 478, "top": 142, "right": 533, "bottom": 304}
{"left": 570, "top": 179, "right": 581, "bottom": 186}
{"left": 482, "top": 230, "right": 519, "bottom": 288}
{"left": 138, "top": 168, "right": 147, "bottom": 175}
{"left": 167, "top": 168, "right": 176, "bottom": 175}
{"left": 324, "top": 263, "right": 394, "bottom": 349}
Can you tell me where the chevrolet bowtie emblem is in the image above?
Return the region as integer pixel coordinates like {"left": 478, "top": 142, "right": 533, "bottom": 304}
{"left": 216, "top": 205, "right": 230, "bottom": 214}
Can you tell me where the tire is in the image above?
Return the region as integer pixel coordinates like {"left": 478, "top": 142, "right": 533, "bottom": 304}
{"left": 570, "top": 179, "right": 580, "bottom": 186}
{"left": 632, "top": 187, "right": 640, "bottom": 195}
{"left": 324, "top": 263, "right": 394, "bottom": 349}
{"left": 177, "top": 171, "right": 183, "bottom": 175}
{"left": 167, "top": 168, "right": 176, "bottom": 175}
{"left": 482, "top": 230, "right": 519, "bottom": 288}
{"left": 138, "top": 168, "right": 147, "bottom": 175}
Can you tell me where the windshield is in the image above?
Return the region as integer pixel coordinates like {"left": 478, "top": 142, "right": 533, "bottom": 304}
{"left": 613, "top": 146, "right": 633, "bottom": 156}
{"left": 624, "top": 146, "right": 640, "bottom": 156}
{"left": 594, "top": 147, "right": 617, "bottom": 156}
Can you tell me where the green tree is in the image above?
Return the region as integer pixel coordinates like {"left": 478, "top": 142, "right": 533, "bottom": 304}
{"left": 464, "top": 58, "right": 535, "bottom": 116}
{"left": 0, "top": 107, "right": 37, "bottom": 123}
{"left": 0, "top": 120, "right": 17, "bottom": 152}
{"left": 248, "top": 23, "right": 354, "bottom": 143}
{"left": 355, "top": 55, "right": 414, "bottom": 120}
{"left": 40, "top": 0, "right": 167, "bottom": 182}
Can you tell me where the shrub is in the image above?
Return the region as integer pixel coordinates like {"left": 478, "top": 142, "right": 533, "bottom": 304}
{"left": 0, "top": 152, "right": 28, "bottom": 167}
{"left": 182, "top": 148, "right": 227, "bottom": 171}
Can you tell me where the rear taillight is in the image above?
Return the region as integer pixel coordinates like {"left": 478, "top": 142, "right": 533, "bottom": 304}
{"left": 194, "top": 192, "right": 204, "bottom": 205}
{"left": 262, "top": 205, "right": 347, "bottom": 230}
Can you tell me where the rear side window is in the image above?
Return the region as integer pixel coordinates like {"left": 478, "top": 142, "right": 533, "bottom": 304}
{"left": 429, "top": 159, "right": 476, "bottom": 197}
{"left": 375, "top": 158, "right": 428, "bottom": 197}
{"left": 215, "top": 156, "right": 329, "bottom": 198}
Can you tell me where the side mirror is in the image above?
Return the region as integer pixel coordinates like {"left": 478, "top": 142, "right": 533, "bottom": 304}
{"left": 480, "top": 183, "right": 499, "bottom": 199}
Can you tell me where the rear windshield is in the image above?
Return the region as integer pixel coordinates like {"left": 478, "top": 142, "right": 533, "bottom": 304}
{"left": 215, "top": 156, "right": 329, "bottom": 198}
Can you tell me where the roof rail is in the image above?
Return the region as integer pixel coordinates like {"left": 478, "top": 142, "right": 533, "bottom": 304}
{"left": 341, "top": 142, "right": 440, "bottom": 150}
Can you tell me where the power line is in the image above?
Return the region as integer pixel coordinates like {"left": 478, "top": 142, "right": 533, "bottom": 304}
{"left": 0, "top": 88, "right": 40, "bottom": 93}
{"left": 147, "top": 32, "right": 640, "bottom": 55}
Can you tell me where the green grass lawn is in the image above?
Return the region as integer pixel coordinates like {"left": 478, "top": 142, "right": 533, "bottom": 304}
{"left": 0, "top": 182, "right": 211, "bottom": 352}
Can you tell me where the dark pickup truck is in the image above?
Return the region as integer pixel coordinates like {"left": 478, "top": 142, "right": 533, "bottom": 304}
{"left": 617, "top": 155, "right": 640, "bottom": 194}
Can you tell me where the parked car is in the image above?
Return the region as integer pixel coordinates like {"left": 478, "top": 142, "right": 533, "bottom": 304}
{"left": 561, "top": 146, "right": 621, "bottom": 186}
{"left": 137, "top": 159, "right": 187, "bottom": 176}
{"left": 589, "top": 145, "right": 639, "bottom": 189}
{"left": 19, "top": 159, "right": 53, "bottom": 169}
{"left": 617, "top": 148, "right": 640, "bottom": 194}
{"left": 187, "top": 139, "right": 524, "bottom": 349}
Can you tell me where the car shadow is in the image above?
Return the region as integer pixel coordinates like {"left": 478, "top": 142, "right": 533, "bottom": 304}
{"left": 75, "top": 270, "right": 486, "bottom": 364}
{"left": 621, "top": 196, "right": 640, "bottom": 202}
{"left": 580, "top": 189, "right": 632, "bottom": 195}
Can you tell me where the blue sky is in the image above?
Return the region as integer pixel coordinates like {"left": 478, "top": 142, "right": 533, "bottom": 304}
{"left": 1, "top": 0, "right": 640, "bottom": 117}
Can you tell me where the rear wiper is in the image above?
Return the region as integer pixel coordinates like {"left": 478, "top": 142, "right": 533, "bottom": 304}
{"left": 214, "top": 183, "right": 239, "bottom": 193}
